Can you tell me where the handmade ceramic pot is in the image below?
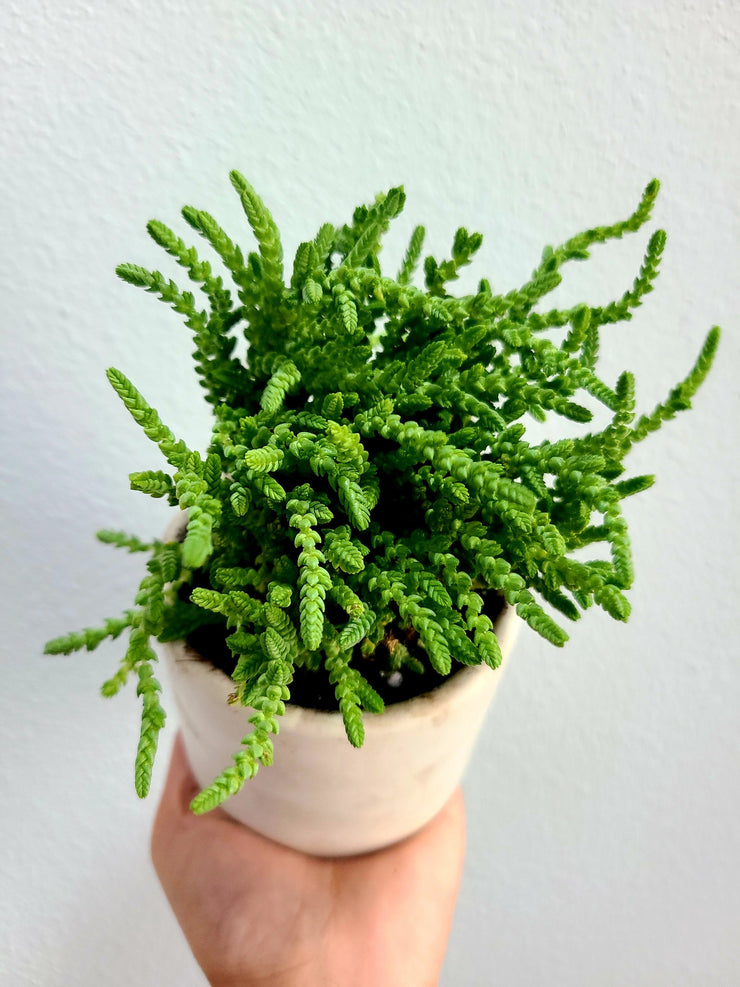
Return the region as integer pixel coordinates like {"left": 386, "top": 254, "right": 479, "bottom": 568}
{"left": 160, "top": 561, "right": 519, "bottom": 856}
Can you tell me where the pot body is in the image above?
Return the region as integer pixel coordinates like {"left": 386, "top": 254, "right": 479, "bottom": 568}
{"left": 160, "top": 602, "right": 519, "bottom": 857}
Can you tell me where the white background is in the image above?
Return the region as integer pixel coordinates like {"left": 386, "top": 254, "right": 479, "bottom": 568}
{"left": 2, "top": 1, "right": 738, "bottom": 984}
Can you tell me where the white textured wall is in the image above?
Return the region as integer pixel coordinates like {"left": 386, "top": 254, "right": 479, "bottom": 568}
{"left": 2, "top": 1, "right": 738, "bottom": 984}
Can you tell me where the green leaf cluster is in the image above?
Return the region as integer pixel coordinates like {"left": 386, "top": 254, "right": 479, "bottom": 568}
{"left": 45, "top": 174, "right": 719, "bottom": 812}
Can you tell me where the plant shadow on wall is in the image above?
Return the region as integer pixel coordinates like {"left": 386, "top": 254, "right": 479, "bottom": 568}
{"left": 45, "top": 173, "right": 719, "bottom": 822}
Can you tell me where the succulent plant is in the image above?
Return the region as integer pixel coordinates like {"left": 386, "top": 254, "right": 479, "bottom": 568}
{"left": 45, "top": 174, "right": 719, "bottom": 813}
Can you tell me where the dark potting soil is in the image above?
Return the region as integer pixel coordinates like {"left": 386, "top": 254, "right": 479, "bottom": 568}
{"left": 185, "top": 589, "right": 506, "bottom": 712}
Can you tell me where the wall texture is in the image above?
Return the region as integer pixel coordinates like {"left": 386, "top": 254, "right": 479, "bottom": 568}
{"left": 2, "top": 1, "right": 738, "bottom": 984}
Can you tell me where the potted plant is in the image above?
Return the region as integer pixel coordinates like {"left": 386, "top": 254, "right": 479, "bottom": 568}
{"left": 45, "top": 173, "right": 719, "bottom": 855}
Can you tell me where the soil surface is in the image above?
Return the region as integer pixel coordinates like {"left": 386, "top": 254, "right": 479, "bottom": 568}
{"left": 186, "top": 590, "right": 506, "bottom": 711}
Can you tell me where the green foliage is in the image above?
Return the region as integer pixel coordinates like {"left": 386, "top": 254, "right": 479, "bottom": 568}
{"left": 325, "top": 647, "right": 366, "bottom": 747}
{"left": 46, "top": 175, "right": 719, "bottom": 812}
{"left": 135, "top": 663, "right": 166, "bottom": 798}
{"left": 44, "top": 613, "right": 135, "bottom": 655}
{"left": 190, "top": 658, "right": 292, "bottom": 813}
{"left": 96, "top": 530, "right": 153, "bottom": 553}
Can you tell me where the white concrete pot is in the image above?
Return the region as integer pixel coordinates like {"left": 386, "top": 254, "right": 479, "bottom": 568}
{"left": 160, "top": 600, "right": 519, "bottom": 857}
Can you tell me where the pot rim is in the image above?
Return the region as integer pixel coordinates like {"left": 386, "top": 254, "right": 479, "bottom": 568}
{"left": 163, "top": 601, "right": 519, "bottom": 739}
{"left": 162, "top": 509, "right": 520, "bottom": 739}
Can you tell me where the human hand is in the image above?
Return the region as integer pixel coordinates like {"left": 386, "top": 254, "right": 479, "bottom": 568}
{"left": 151, "top": 734, "right": 466, "bottom": 987}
